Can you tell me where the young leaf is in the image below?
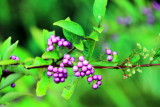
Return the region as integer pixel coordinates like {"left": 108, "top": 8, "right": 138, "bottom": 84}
{"left": 73, "top": 40, "right": 84, "bottom": 51}
{"left": 3, "top": 40, "right": 19, "bottom": 60}
{"left": 43, "top": 29, "right": 55, "bottom": 50}
{"left": 93, "top": 0, "right": 108, "bottom": 24}
{"left": 130, "top": 54, "right": 140, "bottom": 63}
{"left": 83, "top": 39, "right": 96, "bottom": 60}
{"left": 42, "top": 51, "right": 59, "bottom": 60}
{"left": 89, "top": 31, "right": 99, "bottom": 41}
{"left": 63, "top": 29, "right": 79, "bottom": 43}
{"left": 36, "top": 75, "right": 50, "bottom": 97}
{"left": 0, "top": 60, "right": 19, "bottom": 66}
{"left": 7, "top": 65, "right": 34, "bottom": 76}
{"left": 61, "top": 78, "right": 79, "bottom": 100}
{"left": 93, "top": 26, "right": 104, "bottom": 33}
{"left": 53, "top": 20, "right": 85, "bottom": 36}
{"left": 0, "top": 37, "right": 11, "bottom": 60}
{"left": 0, "top": 73, "right": 24, "bottom": 90}
{"left": 0, "top": 92, "right": 32, "bottom": 104}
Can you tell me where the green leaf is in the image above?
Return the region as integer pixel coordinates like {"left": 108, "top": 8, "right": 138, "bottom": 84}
{"left": 25, "top": 57, "right": 52, "bottom": 68}
{"left": 91, "top": 61, "right": 118, "bottom": 66}
{"left": 93, "top": 0, "right": 108, "bottom": 24}
{"left": 130, "top": 54, "right": 140, "bottom": 63}
{"left": 54, "top": 20, "right": 85, "bottom": 36}
{"left": 42, "top": 51, "right": 59, "bottom": 60}
{"left": 0, "top": 92, "right": 32, "bottom": 104}
{"left": 43, "top": 29, "right": 55, "bottom": 50}
{"left": 7, "top": 65, "right": 34, "bottom": 76}
{"left": 73, "top": 40, "right": 84, "bottom": 51}
{"left": 61, "top": 78, "right": 79, "bottom": 100}
{"left": 3, "top": 40, "right": 19, "bottom": 60}
{"left": 0, "top": 37, "right": 11, "bottom": 60}
{"left": 36, "top": 75, "right": 50, "bottom": 97}
{"left": 83, "top": 39, "right": 96, "bottom": 60}
{"left": 30, "top": 26, "right": 44, "bottom": 51}
{"left": 0, "top": 60, "right": 19, "bottom": 65}
{"left": 89, "top": 31, "right": 99, "bottom": 41}
{"left": 93, "top": 26, "right": 104, "bottom": 33}
{"left": 0, "top": 73, "right": 24, "bottom": 90}
{"left": 63, "top": 29, "right": 79, "bottom": 43}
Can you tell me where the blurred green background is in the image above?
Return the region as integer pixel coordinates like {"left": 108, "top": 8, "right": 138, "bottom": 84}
{"left": 0, "top": 0, "right": 160, "bottom": 107}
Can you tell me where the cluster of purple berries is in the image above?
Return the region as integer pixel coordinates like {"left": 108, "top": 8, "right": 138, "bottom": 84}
{"left": 152, "top": 1, "right": 160, "bottom": 10}
{"left": 46, "top": 35, "right": 72, "bottom": 51}
{"left": 47, "top": 65, "right": 68, "bottom": 83}
{"left": 106, "top": 49, "right": 118, "bottom": 61}
{"left": 142, "top": 7, "right": 155, "bottom": 24}
{"left": 60, "top": 54, "right": 75, "bottom": 67}
{"left": 117, "top": 16, "right": 132, "bottom": 25}
{"left": 87, "top": 75, "right": 102, "bottom": 89}
{"left": 10, "top": 55, "right": 20, "bottom": 61}
{"left": 73, "top": 56, "right": 94, "bottom": 77}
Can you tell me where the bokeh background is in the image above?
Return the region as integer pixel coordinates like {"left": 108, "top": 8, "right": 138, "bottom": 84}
{"left": 0, "top": 0, "right": 160, "bottom": 107}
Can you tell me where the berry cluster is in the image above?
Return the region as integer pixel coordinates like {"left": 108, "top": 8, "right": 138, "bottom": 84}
{"left": 142, "top": 7, "right": 155, "bottom": 24}
{"left": 73, "top": 56, "right": 94, "bottom": 77}
{"left": 60, "top": 54, "right": 75, "bottom": 67}
{"left": 106, "top": 49, "right": 118, "bottom": 61}
{"left": 46, "top": 65, "right": 68, "bottom": 83}
{"left": 46, "top": 35, "right": 72, "bottom": 51}
{"left": 87, "top": 75, "right": 102, "bottom": 89}
{"left": 117, "top": 16, "right": 132, "bottom": 25}
{"left": 10, "top": 55, "right": 20, "bottom": 61}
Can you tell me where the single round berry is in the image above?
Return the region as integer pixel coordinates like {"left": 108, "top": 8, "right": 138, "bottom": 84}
{"left": 58, "top": 73, "right": 63, "bottom": 78}
{"left": 70, "top": 57, "right": 75, "bottom": 61}
{"left": 64, "top": 74, "right": 68, "bottom": 78}
{"left": 77, "top": 62, "right": 83, "bottom": 68}
{"left": 54, "top": 78, "right": 60, "bottom": 83}
{"left": 107, "top": 55, "right": 113, "bottom": 61}
{"left": 112, "top": 51, "right": 118, "bottom": 55}
{"left": 106, "top": 49, "right": 112, "bottom": 55}
{"left": 87, "top": 64, "right": 92, "bottom": 70}
{"left": 90, "top": 69, "right": 94, "bottom": 74}
{"left": 78, "top": 56, "right": 85, "bottom": 62}
{"left": 96, "top": 81, "right": 102, "bottom": 86}
{"left": 48, "top": 45, "right": 54, "bottom": 51}
{"left": 52, "top": 38, "right": 57, "bottom": 43}
{"left": 80, "top": 72, "right": 85, "bottom": 77}
{"left": 56, "top": 36, "right": 60, "bottom": 41}
{"left": 61, "top": 39, "right": 65, "bottom": 42}
{"left": 82, "top": 66, "right": 87, "bottom": 72}
{"left": 64, "top": 54, "right": 70, "bottom": 59}
{"left": 11, "top": 83, "right": 15, "bottom": 88}
{"left": 58, "top": 41, "right": 63, "bottom": 46}
{"left": 15, "top": 57, "right": 20, "bottom": 61}
{"left": 63, "top": 69, "right": 67, "bottom": 74}
{"left": 73, "top": 66, "right": 78, "bottom": 72}
{"left": 53, "top": 73, "right": 59, "bottom": 78}
{"left": 86, "top": 70, "right": 91, "bottom": 76}
{"left": 50, "top": 35, "right": 56, "bottom": 38}
{"left": 63, "top": 59, "right": 68, "bottom": 64}
{"left": 47, "top": 71, "right": 52, "bottom": 76}
{"left": 63, "top": 41, "right": 69, "bottom": 47}
{"left": 60, "top": 63, "right": 64, "bottom": 67}
{"left": 87, "top": 77, "right": 93, "bottom": 82}
{"left": 58, "top": 67, "right": 64, "bottom": 73}
{"left": 97, "top": 75, "right": 102, "bottom": 80}
{"left": 48, "top": 65, "right": 53, "bottom": 71}
{"left": 60, "top": 78, "right": 65, "bottom": 82}
{"left": 53, "top": 67, "right": 58, "bottom": 72}
{"left": 83, "top": 60, "right": 89, "bottom": 66}
{"left": 75, "top": 72, "right": 81, "bottom": 77}
{"left": 93, "top": 75, "right": 98, "bottom": 80}
{"left": 67, "top": 61, "right": 72, "bottom": 65}
{"left": 92, "top": 84, "right": 98, "bottom": 89}
{"left": 48, "top": 41, "right": 52, "bottom": 45}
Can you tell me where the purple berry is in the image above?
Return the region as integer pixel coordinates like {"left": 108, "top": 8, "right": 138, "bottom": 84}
{"left": 53, "top": 73, "right": 59, "bottom": 78}
{"left": 93, "top": 75, "right": 98, "bottom": 80}
{"left": 64, "top": 54, "right": 70, "bottom": 59}
{"left": 106, "top": 49, "right": 112, "bottom": 55}
{"left": 64, "top": 74, "right": 68, "bottom": 78}
{"left": 63, "top": 41, "right": 69, "bottom": 47}
{"left": 77, "top": 62, "right": 83, "bottom": 68}
{"left": 58, "top": 73, "right": 63, "bottom": 78}
{"left": 83, "top": 60, "right": 89, "bottom": 66}
{"left": 54, "top": 78, "right": 60, "bottom": 83}
{"left": 82, "top": 66, "right": 87, "bottom": 72}
{"left": 63, "top": 59, "right": 68, "bottom": 64}
{"left": 87, "top": 64, "right": 92, "bottom": 69}
{"left": 15, "top": 57, "right": 20, "bottom": 61}
{"left": 92, "top": 84, "right": 98, "bottom": 89}
{"left": 47, "top": 71, "right": 52, "bottom": 76}
{"left": 60, "top": 63, "right": 64, "bottom": 67}
{"left": 97, "top": 75, "right": 102, "bottom": 80}
{"left": 70, "top": 57, "right": 75, "bottom": 61}
{"left": 48, "top": 65, "right": 53, "bottom": 71}
{"left": 53, "top": 67, "right": 58, "bottom": 72}
{"left": 52, "top": 38, "right": 57, "bottom": 43}
{"left": 58, "top": 41, "right": 63, "bottom": 46}
{"left": 48, "top": 41, "right": 52, "bottom": 45}
{"left": 50, "top": 35, "right": 56, "bottom": 38}
{"left": 75, "top": 72, "right": 81, "bottom": 77}
{"left": 11, "top": 83, "right": 15, "bottom": 88}
{"left": 90, "top": 69, "right": 94, "bottom": 74}
{"left": 67, "top": 61, "right": 72, "bottom": 65}
{"left": 86, "top": 70, "right": 91, "bottom": 75}
{"left": 87, "top": 77, "right": 93, "bottom": 82}
{"left": 63, "top": 69, "right": 67, "bottom": 74}
{"left": 56, "top": 36, "right": 60, "bottom": 41}
{"left": 48, "top": 39, "right": 52, "bottom": 42}
{"left": 48, "top": 45, "right": 54, "bottom": 51}
{"left": 58, "top": 67, "right": 64, "bottom": 73}
{"left": 46, "top": 48, "right": 50, "bottom": 51}
{"left": 73, "top": 66, "right": 78, "bottom": 72}
{"left": 107, "top": 55, "right": 113, "bottom": 61}
{"left": 12, "top": 56, "right": 16, "bottom": 60}
{"left": 80, "top": 72, "right": 85, "bottom": 77}
{"left": 68, "top": 43, "right": 72, "bottom": 49}
{"left": 60, "top": 78, "right": 65, "bottom": 82}
{"left": 112, "top": 51, "right": 118, "bottom": 55}
{"left": 96, "top": 81, "right": 102, "bottom": 86}
{"left": 61, "top": 39, "right": 65, "bottom": 42}
{"left": 78, "top": 56, "right": 84, "bottom": 62}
